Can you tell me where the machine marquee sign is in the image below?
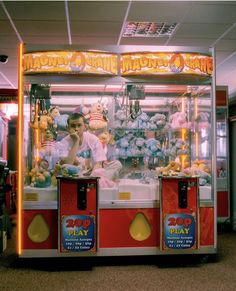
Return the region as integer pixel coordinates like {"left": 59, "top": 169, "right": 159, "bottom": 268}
{"left": 23, "top": 51, "right": 118, "bottom": 75}
{"left": 23, "top": 51, "right": 212, "bottom": 77}
{"left": 121, "top": 52, "right": 213, "bottom": 76}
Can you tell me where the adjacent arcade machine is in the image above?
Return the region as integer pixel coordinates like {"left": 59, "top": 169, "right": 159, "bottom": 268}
{"left": 216, "top": 86, "right": 230, "bottom": 224}
{"left": 229, "top": 95, "right": 236, "bottom": 231}
{"left": 0, "top": 91, "right": 18, "bottom": 217}
{"left": 17, "top": 45, "right": 216, "bottom": 258}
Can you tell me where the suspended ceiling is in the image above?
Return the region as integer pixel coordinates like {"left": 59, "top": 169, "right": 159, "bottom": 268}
{"left": 0, "top": 0, "right": 236, "bottom": 98}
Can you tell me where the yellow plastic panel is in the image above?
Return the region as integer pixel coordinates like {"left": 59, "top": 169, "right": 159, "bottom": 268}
{"left": 129, "top": 212, "right": 151, "bottom": 241}
{"left": 27, "top": 214, "right": 50, "bottom": 243}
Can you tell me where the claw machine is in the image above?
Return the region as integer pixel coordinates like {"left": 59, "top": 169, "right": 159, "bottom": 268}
{"left": 216, "top": 86, "right": 230, "bottom": 223}
{"left": 17, "top": 45, "right": 216, "bottom": 258}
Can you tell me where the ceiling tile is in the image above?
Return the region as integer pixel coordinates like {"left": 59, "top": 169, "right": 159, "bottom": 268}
{"left": 70, "top": 21, "right": 122, "bottom": 37}
{"left": 176, "top": 23, "right": 231, "bottom": 38}
{"left": 72, "top": 36, "right": 118, "bottom": 45}
{"left": 128, "top": 1, "right": 191, "bottom": 22}
{"left": 0, "top": 20, "right": 17, "bottom": 35}
{"left": 222, "top": 25, "right": 236, "bottom": 40}
{"left": 0, "top": 6, "right": 7, "bottom": 20}
{"left": 185, "top": 2, "right": 236, "bottom": 24}
{"left": 14, "top": 20, "right": 68, "bottom": 37}
{"left": 4, "top": 1, "right": 66, "bottom": 21}
{"left": 68, "top": 1, "right": 128, "bottom": 22}
{"left": 215, "top": 39, "right": 236, "bottom": 51}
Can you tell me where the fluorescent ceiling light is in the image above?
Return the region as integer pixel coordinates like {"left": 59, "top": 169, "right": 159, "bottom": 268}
{"left": 123, "top": 22, "right": 178, "bottom": 37}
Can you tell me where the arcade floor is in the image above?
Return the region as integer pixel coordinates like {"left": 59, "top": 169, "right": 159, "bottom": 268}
{"left": 1, "top": 225, "right": 236, "bottom": 291}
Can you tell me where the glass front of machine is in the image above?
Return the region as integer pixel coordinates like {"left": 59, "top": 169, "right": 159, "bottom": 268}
{"left": 22, "top": 83, "right": 213, "bottom": 203}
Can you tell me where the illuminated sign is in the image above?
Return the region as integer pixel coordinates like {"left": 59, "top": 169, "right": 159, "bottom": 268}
{"left": 23, "top": 51, "right": 118, "bottom": 75}
{"left": 23, "top": 51, "right": 213, "bottom": 77}
{"left": 121, "top": 52, "right": 213, "bottom": 76}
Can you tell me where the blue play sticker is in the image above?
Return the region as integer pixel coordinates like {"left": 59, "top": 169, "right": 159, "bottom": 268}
{"left": 164, "top": 214, "right": 195, "bottom": 249}
{"left": 61, "top": 215, "right": 95, "bottom": 252}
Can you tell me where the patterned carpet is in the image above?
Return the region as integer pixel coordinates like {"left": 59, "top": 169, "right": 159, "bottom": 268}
{"left": 0, "top": 226, "right": 236, "bottom": 291}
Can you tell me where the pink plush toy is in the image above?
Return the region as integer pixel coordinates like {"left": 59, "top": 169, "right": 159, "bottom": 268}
{"left": 91, "top": 168, "right": 115, "bottom": 188}
{"left": 169, "top": 111, "right": 190, "bottom": 129}
{"left": 89, "top": 103, "right": 107, "bottom": 130}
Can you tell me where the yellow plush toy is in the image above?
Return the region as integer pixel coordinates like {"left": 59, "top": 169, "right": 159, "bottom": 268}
{"left": 39, "top": 115, "right": 52, "bottom": 130}
{"left": 158, "top": 161, "right": 181, "bottom": 176}
{"left": 192, "top": 159, "right": 210, "bottom": 173}
{"left": 28, "top": 159, "right": 51, "bottom": 187}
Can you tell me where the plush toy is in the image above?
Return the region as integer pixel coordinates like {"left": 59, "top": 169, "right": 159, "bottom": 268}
{"left": 47, "top": 106, "right": 60, "bottom": 130}
{"left": 169, "top": 111, "right": 190, "bottom": 129}
{"left": 40, "top": 130, "right": 56, "bottom": 154}
{"left": 81, "top": 106, "right": 90, "bottom": 123}
{"left": 158, "top": 161, "right": 181, "bottom": 176}
{"left": 54, "top": 114, "right": 69, "bottom": 131}
{"left": 194, "top": 112, "right": 210, "bottom": 130}
{"left": 91, "top": 168, "right": 115, "bottom": 188}
{"left": 145, "top": 138, "right": 163, "bottom": 157}
{"left": 191, "top": 159, "right": 210, "bottom": 174}
{"left": 99, "top": 131, "right": 115, "bottom": 158}
{"left": 135, "top": 137, "right": 146, "bottom": 148}
{"left": 89, "top": 102, "right": 107, "bottom": 130}
{"left": 164, "top": 138, "right": 189, "bottom": 160}
{"left": 50, "top": 163, "right": 62, "bottom": 186}
{"left": 38, "top": 129, "right": 59, "bottom": 169}
{"left": 114, "top": 109, "right": 127, "bottom": 128}
{"left": 150, "top": 113, "right": 167, "bottom": 129}
{"left": 49, "top": 106, "right": 60, "bottom": 119}
{"left": 28, "top": 159, "right": 51, "bottom": 188}
{"left": 136, "top": 112, "right": 150, "bottom": 129}
{"left": 61, "top": 164, "right": 82, "bottom": 177}
{"left": 30, "top": 114, "right": 51, "bottom": 130}
{"left": 39, "top": 115, "right": 52, "bottom": 130}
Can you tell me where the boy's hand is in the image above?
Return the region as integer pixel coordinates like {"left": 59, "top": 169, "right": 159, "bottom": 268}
{"left": 69, "top": 128, "right": 80, "bottom": 143}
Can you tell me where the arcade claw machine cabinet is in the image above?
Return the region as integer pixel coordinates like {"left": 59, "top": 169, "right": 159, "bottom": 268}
{"left": 216, "top": 86, "right": 230, "bottom": 223}
{"left": 17, "top": 45, "right": 216, "bottom": 258}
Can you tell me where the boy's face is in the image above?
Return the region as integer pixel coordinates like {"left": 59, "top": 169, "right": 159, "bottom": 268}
{"left": 68, "top": 117, "right": 86, "bottom": 137}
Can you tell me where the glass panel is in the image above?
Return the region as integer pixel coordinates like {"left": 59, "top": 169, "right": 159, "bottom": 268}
{"left": 0, "top": 116, "right": 7, "bottom": 160}
{"left": 23, "top": 83, "right": 213, "bottom": 202}
{"left": 216, "top": 107, "right": 228, "bottom": 189}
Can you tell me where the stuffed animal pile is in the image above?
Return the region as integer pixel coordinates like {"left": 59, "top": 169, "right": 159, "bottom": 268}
{"left": 157, "top": 161, "right": 181, "bottom": 176}
{"left": 115, "top": 134, "right": 163, "bottom": 159}
{"left": 113, "top": 109, "right": 168, "bottom": 131}
{"left": 156, "top": 159, "right": 211, "bottom": 185}
{"left": 182, "top": 159, "right": 211, "bottom": 185}
{"left": 27, "top": 159, "right": 51, "bottom": 188}
{"left": 164, "top": 138, "right": 189, "bottom": 159}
